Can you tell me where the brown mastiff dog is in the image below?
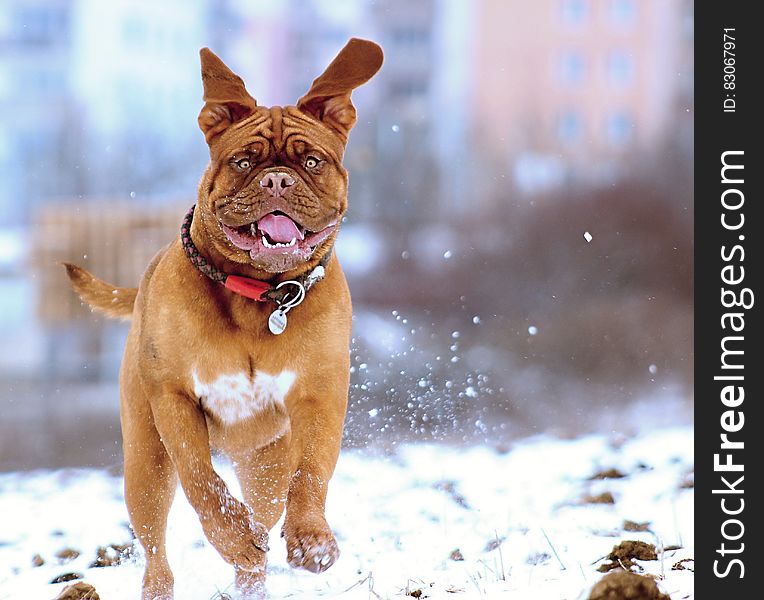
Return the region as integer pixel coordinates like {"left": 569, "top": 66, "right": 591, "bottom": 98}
{"left": 64, "top": 38, "right": 382, "bottom": 599}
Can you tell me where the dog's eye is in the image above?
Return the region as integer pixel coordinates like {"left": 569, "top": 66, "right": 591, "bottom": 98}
{"left": 232, "top": 158, "right": 252, "bottom": 171}
{"left": 305, "top": 156, "right": 320, "bottom": 169}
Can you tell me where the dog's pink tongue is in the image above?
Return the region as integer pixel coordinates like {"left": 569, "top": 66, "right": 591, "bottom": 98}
{"left": 257, "top": 214, "right": 303, "bottom": 243}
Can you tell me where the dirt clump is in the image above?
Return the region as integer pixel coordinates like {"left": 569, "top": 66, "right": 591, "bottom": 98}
{"left": 583, "top": 492, "right": 616, "bottom": 505}
{"left": 527, "top": 551, "right": 550, "bottom": 565}
{"left": 89, "top": 543, "right": 132, "bottom": 567}
{"left": 623, "top": 520, "right": 651, "bottom": 532}
{"left": 589, "top": 468, "right": 627, "bottom": 480}
{"left": 32, "top": 553, "right": 45, "bottom": 567}
{"left": 49, "top": 572, "right": 84, "bottom": 584}
{"left": 55, "top": 548, "right": 80, "bottom": 563}
{"left": 484, "top": 535, "right": 506, "bottom": 552}
{"left": 449, "top": 548, "right": 464, "bottom": 561}
{"left": 53, "top": 582, "right": 100, "bottom": 600}
{"left": 598, "top": 540, "right": 658, "bottom": 572}
{"left": 672, "top": 558, "right": 694, "bottom": 571}
{"left": 433, "top": 480, "right": 470, "bottom": 509}
{"left": 589, "top": 571, "right": 670, "bottom": 600}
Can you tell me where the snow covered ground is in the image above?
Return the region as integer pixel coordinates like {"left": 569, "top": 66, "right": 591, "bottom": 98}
{"left": 0, "top": 427, "right": 693, "bottom": 599}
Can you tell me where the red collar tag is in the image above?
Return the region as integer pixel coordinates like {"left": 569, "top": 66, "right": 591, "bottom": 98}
{"left": 224, "top": 275, "right": 272, "bottom": 301}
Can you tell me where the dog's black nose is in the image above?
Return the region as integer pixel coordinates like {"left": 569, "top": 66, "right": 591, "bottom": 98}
{"left": 260, "top": 172, "right": 295, "bottom": 196}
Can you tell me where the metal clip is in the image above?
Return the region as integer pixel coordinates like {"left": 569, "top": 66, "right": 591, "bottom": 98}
{"left": 267, "top": 280, "right": 306, "bottom": 335}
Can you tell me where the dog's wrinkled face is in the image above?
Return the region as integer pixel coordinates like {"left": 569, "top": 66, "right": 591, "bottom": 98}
{"left": 206, "top": 106, "right": 348, "bottom": 274}
{"left": 196, "top": 39, "right": 383, "bottom": 274}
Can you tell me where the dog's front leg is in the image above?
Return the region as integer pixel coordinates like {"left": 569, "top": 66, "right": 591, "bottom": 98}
{"left": 151, "top": 392, "right": 269, "bottom": 573}
{"left": 282, "top": 396, "right": 347, "bottom": 573}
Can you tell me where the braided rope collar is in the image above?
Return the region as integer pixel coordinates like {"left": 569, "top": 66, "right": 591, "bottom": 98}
{"left": 180, "top": 205, "right": 330, "bottom": 305}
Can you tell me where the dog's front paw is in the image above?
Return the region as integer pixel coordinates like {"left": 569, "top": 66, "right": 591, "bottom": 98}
{"left": 202, "top": 499, "right": 269, "bottom": 572}
{"left": 282, "top": 514, "right": 339, "bottom": 573}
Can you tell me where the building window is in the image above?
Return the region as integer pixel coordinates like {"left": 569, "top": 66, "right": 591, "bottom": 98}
{"left": 606, "top": 112, "right": 633, "bottom": 144}
{"left": 557, "top": 111, "right": 584, "bottom": 144}
{"left": 561, "top": 0, "right": 588, "bottom": 26}
{"left": 13, "top": 5, "right": 67, "bottom": 45}
{"left": 390, "top": 28, "right": 430, "bottom": 48}
{"left": 123, "top": 18, "right": 148, "bottom": 46}
{"left": 609, "top": 0, "right": 636, "bottom": 27}
{"left": 607, "top": 51, "right": 634, "bottom": 86}
{"left": 559, "top": 52, "right": 585, "bottom": 85}
{"left": 0, "top": 68, "right": 8, "bottom": 99}
{"left": 19, "top": 68, "right": 64, "bottom": 96}
{"left": 390, "top": 79, "right": 428, "bottom": 99}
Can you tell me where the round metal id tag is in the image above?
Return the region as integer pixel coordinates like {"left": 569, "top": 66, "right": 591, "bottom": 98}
{"left": 267, "top": 279, "right": 306, "bottom": 335}
{"left": 268, "top": 309, "right": 288, "bottom": 335}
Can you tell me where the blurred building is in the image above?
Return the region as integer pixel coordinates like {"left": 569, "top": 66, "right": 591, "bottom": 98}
{"left": 218, "top": 1, "right": 378, "bottom": 220}
{"left": 0, "top": 0, "right": 695, "bottom": 223}
{"left": 0, "top": 0, "right": 211, "bottom": 228}
{"left": 218, "top": 0, "right": 472, "bottom": 225}
{"left": 0, "top": 0, "right": 212, "bottom": 377}
{"left": 0, "top": 0, "right": 694, "bottom": 382}
{"left": 473, "top": 0, "right": 693, "bottom": 195}
{"left": 68, "top": 0, "right": 210, "bottom": 198}
{"left": 368, "top": 0, "right": 472, "bottom": 222}
{"left": 0, "top": 0, "right": 76, "bottom": 226}
{"left": 672, "top": 0, "right": 694, "bottom": 161}
{"left": 0, "top": 1, "right": 694, "bottom": 469}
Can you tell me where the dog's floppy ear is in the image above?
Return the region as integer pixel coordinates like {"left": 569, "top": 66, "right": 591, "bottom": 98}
{"left": 297, "top": 38, "right": 383, "bottom": 141}
{"left": 198, "top": 48, "right": 257, "bottom": 144}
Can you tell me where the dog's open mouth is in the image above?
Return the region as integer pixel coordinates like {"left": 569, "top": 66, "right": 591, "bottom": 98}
{"left": 221, "top": 211, "right": 336, "bottom": 262}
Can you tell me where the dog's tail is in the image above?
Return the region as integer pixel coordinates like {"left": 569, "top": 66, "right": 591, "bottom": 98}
{"left": 63, "top": 262, "right": 137, "bottom": 321}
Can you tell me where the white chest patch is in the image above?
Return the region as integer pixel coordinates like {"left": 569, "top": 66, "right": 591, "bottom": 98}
{"left": 192, "top": 370, "right": 296, "bottom": 425}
